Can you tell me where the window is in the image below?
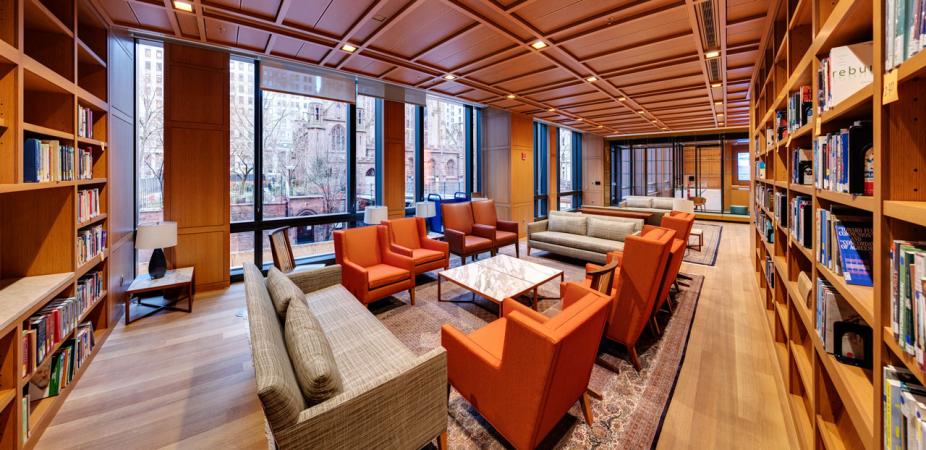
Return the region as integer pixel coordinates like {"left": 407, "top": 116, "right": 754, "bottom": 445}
{"left": 230, "top": 59, "right": 257, "bottom": 270}
{"left": 534, "top": 122, "right": 549, "bottom": 218}
{"left": 135, "top": 41, "right": 164, "bottom": 275}
{"left": 405, "top": 104, "right": 417, "bottom": 206}
{"left": 736, "top": 150, "right": 751, "bottom": 182}
{"left": 356, "top": 95, "right": 379, "bottom": 211}
{"left": 557, "top": 128, "right": 582, "bottom": 210}
{"left": 423, "top": 95, "right": 465, "bottom": 199}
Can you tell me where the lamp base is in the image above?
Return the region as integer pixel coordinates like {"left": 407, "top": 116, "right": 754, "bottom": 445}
{"left": 148, "top": 248, "right": 167, "bottom": 279}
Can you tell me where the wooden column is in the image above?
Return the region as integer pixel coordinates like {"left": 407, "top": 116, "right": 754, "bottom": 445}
{"left": 547, "top": 124, "right": 558, "bottom": 211}
{"left": 163, "top": 44, "right": 230, "bottom": 291}
{"left": 582, "top": 133, "right": 605, "bottom": 206}
{"left": 382, "top": 100, "right": 406, "bottom": 218}
{"left": 483, "top": 108, "right": 533, "bottom": 236}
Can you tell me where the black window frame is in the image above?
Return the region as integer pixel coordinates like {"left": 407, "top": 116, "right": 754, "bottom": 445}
{"left": 533, "top": 122, "right": 549, "bottom": 219}
{"left": 556, "top": 127, "right": 582, "bottom": 211}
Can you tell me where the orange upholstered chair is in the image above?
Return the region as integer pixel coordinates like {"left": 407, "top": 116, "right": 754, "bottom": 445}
{"left": 441, "top": 201, "right": 495, "bottom": 264}
{"left": 584, "top": 226, "right": 675, "bottom": 370}
{"left": 655, "top": 211, "right": 696, "bottom": 312}
{"left": 333, "top": 225, "right": 416, "bottom": 305}
{"left": 661, "top": 211, "right": 695, "bottom": 246}
{"left": 382, "top": 217, "right": 449, "bottom": 275}
{"left": 441, "top": 282, "right": 611, "bottom": 450}
{"left": 471, "top": 199, "right": 520, "bottom": 257}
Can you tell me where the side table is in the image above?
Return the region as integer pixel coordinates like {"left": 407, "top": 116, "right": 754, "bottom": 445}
{"left": 125, "top": 267, "right": 195, "bottom": 324}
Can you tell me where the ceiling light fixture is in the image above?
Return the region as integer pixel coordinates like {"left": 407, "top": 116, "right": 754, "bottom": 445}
{"left": 586, "top": 76, "right": 598, "bottom": 82}
{"left": 618, "top": 96, "right": 626, "bottom": 101}
{"left": 443, "top": 74, "right": 457, "bottom": 80}
{"left": 704, "top": 50, "right": 720, "bottom": 59}
{"left": 717, "top": 112, "right": 724, "bottom": 117}
{"left": 637, "top": 110, "right": 645, "bottom": 114}
{"left": 506, "top": 94, "right": 516, "bottom": 99}
{"left": 341, "top": 43, "right": 357, "bottom": 53}
{"left": 173, "top": 0, "right": 193, "bottom": 12}
{"left": 714, "top": 101, "right": 722, "bottom": 106}
{"left": 597, "top": 125, "right": 603, "bottom": 128}
{"left": 547, "top": 108, "right": 555, "bottom": 112}
{"left": 531, "top": 40, "right": 548, "bottom": 49}
{"left": 711, "top": 82, "right": 722, "bottom": 88}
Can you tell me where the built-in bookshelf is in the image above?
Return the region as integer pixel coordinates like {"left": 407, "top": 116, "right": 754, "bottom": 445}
{"left": 750, "top": 0, "right": 926, "bottom": 448}
{"left": 0, "top": 1, "right": 113, "bottom": 448}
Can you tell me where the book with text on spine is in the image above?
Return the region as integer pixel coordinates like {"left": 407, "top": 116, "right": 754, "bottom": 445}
{"left": 836, "top": 221, "right": 874, "bottom": 287}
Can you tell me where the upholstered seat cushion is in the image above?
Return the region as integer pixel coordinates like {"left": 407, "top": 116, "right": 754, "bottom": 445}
{"left": 495, "top": 230, "right": 518, "bottom": 244}
{"left": 266, "top": 267, "right": 306, "bottom": 319}
{"left": 366, "top": 264, "right": 409, "bottom": 289}
{"left": 586, "top": 218, "right": 636, "bottom": 241}
{"left": 466, "top": 317, "right": 507, "bottom": 359}
{"left": 284, "top": 297, "right": 343, "bottom": 405}
{"left": 463, "top": 235, "right": 494, "bottom": 252}
{"left": 411, "top": 248, "right": 445, "bottom": 264}
{"left": 304, "top": 285, "right": 418, "bottom": 389}
{"left": 530, "top": 231, "right": 625, "bottom": 254}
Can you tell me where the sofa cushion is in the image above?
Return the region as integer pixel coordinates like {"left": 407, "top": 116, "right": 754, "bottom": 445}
{"left": 587, "top": 214, "right": 644, "bottom": 233}
{"left": 284, "top": 297, "right": 343, "bottom": 405}
{"left": 411, "top": 248, "right": 445, "bottom": 264}
{"left": 652, "top": 197, "right": 675, "bottom": 210}
{"left": 587, "top": 217, "right": 636, "bottom": 242}
{"left": 305, "top": 285, "right": 418, "bottom": 390}
{"left": 548, "top": 214, "right": 587, "bottom": 235}
{"left": 549, "top": 210, "right": 583, "bottom": 217}
{"left": 366, "top": 264, "right": 409, "bottom": 289}
{"left": 267, "top": 267, "right": 306, "bottom": 319}
{"left": 624, "top": 196, "right": 653, "bottom": 208}
{"left": 530, "top": 231, "right": 624, "bottom": 254}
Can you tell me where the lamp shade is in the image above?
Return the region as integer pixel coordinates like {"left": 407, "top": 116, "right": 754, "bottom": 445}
{"left": 415, "top": 201, "right": 436, "bottom": 218}
{"left": 135, "top": 221, "right": 178, "bottom": 249}
{"left": 363, "top": 206, "right": 388, "bottom": 225}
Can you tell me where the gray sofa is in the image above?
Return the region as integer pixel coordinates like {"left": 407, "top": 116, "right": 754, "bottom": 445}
{"left": 613, "top": 196, "right": 676, "bottom": 225}
{"left": 243, "top": 263, "right": 447, "bottom": 449}
{"left": 527, "top": 210, "right": 644, "bottom": 264}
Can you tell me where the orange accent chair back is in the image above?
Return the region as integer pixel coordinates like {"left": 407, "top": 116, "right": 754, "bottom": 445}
{"left": 333, "top": 225, "right": 416, "bottom": 305}
{"left": 661, "top": 211, "right": 695, "bottom": 243}
{"left": 442, "top": 202, "right": 474, "bottom": 235}
{"left": 441, "top": 282, "right": 611, "bottom": 449}
{"left": 604, "top": 226, "right": 675, "bottom": 369}
{"left": 470, "top": 199, "right": 497, "bottom": 225}
{"left": 382, "top": 217, "right": 450, "bottom": 275}
{"left": 441, "top": 201, "right": 495, "bottom": 263}
{"left": 471, "top": 199, "right": 520, "bottom": 257}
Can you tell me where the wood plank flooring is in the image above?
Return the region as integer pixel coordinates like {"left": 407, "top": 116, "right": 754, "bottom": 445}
{"left": 37, "top": 222, "right": 797, "bottom": 449}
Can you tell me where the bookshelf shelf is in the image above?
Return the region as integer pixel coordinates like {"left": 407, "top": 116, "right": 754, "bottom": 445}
{"left": 0, "top": 389, "right": 14, "bottom": 411}
{"left": 0, "top": 274, "right": 73, "bottom": 332}
{"left": 76, "top": 87, "right": 106, "bottom": 111}
{"left": 76, "top": 39, "right": 105, "bottom": 68}
{"left": 819, "top": 85, "right": 874, "bottom": 125}
{"left": 816, "top": 415, "right": 864, "bottom": 450}
{"left": 76, "top": 177, "right": 106, "bottom": 186}
{"left": 813, "top": 0, "right": 872, "bottom": 54}
{"left": 789, "top": 237, "right": 814, "bottom": 262}
{"left": 883, "top": 201, "right": 926, "bottom": 227}
{"left": 78, "top": 291, "right": 107, "bottom": 324}
{"left": 815, "top": 263, "right": 874, "bottom": 325}
{"left": 787, "top": 280, "right": 814, "bottom": 329}
{"left": 883, "top": 327, "right": 926, "bottom": 387}
{"left": 75, "top": 250, "right": 108, "bottom": 279}
{"left": 790, "top": 183, "right": 813, "bottom": 195}
{"left": 814, "top": 336, "right": 874, "bottom": 443}
{"left": 77, "top": 213, "right": 107, "bottom": 229}
{"left": 814, "top": 189, "right": 876, "bottom": 212}
{"left": 790, "top": 392, "right": 814, "bottom": 450}
{"left": 895, "top": 43, "right": 926, "bottom": 83}
{"left": 77, "top": 136, "right": 106, "bottom": 147}
{"left": 792, "top": 342, "right": 814, "bottom": 389}
{"left": 23, "top": 0, "right": 73, "bottom": 39}
{"left": 0, "top": 181, "right": 74, "bottom": 194}
{"left": 22, "top": 122, "right": 73, "bottom": 140}
{"left": 22, "top": 56, "right": 73, "bottom": 94}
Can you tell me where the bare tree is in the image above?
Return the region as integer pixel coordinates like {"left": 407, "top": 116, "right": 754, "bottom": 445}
{"left": 137, "top": 87, "right": 164, "bottom": 210}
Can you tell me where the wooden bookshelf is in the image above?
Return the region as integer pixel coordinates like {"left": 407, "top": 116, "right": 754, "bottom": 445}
{"left": 0, "top": 1, "right": 115, "bottom": 447}
{"left": 748, "top": 0, "right": 886, "bottom": 448}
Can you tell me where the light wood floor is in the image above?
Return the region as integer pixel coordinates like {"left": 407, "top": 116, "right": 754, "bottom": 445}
{"left": 38, "top": 222, "right": 797, "bottom": 449}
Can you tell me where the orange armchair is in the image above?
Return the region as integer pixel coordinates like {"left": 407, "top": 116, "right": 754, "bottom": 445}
{"left": 441, "top": 282, "right": 611, "bottom": 450}
{"left": 333, "top": 225, "right": 417, "bottom": 305}
{"left": 583, "top": 225, "right": 675, "bottom": 370}
{"left": 382, "top": 217, "right": 449, "bottom": 276}
{"left": 661, "top": 211, "right": 695, "bottom": 245}
{"left": 471, "top": 199, "right": 520, "bottom": 257}
{"left": 441, "top": 201, "right": 495, "bottom": 264}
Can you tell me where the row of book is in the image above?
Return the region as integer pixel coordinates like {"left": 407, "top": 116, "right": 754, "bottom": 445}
{"left": 765, "top": 255, "right": 775, "bottom": 289}
{"left": 812, "top": 121, "right": 874, "bottom": 196}
{"left": 773, "top": 191, "right": 787, "bottom": 227}
{"left": 818, "top": 42, "right": 873, "bottom": 113}
{"left": 24, "top": 139, "right": 76, "bottom": 183}
{"left": 790, "top": 195, "right": 813, "bottom": 249}
{"left": 890, "top": 241, "right": 926, "bottom": 370}
{"left": 758, "top": 211, "right": 775, "bottom": 245}
{"left": 77, "top": 271, "right": 104, "bottom": 313}
{"left": 786, "top": 85, "right": 813, "bottom": 133}
{"left": 78, "top": 147, "right": 94, "bottom": 180}
{"left": 884, "top": 365, "right": 926, "bottom": 450}
{"left": 757, "top": 183, "right": 774, "bottom": 213}
{"left": 77, "top": 225, "right": 106, "bottom": 265}
{"left": 78, "top": 188, "right": 101, "bottom": 223}
{"left": 885, "top": 0, "right": 926, "bottom": 70}
{"left": 78, "top": 105, "right": 94, "bottom": 139}
{"left": 756, "top": 160, "right": 767, "bottom": 179}
{"left": 816, "top": 207, "right": 874, "bottom": 287}
{"left": 22, "top": 297, "right": 83, "bottom": 376}
{"left": 792, "top": 147, "right": 813, "bottom": 185}
{"left": 815, "top": 277, "right": 869, "bottom": 367}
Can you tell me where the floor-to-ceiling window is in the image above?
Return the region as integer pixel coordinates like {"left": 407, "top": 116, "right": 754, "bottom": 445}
{"left": 534, "top": 122, "right": 548, "bottom": 218}
{"left": 423, "top": 95, "right": 466, "bottom": 199}
{"left": 557, "top": 128, "right": 582, "bottom": 210}
{"left": 135, "top": 41, "right": 164, "bottom": 275}
{"left": 229, "top": 58, "right": 257, "bottom": 270}
{"left": 356, "top": 95, "right": 380, "bottom": 211}
{"left": 405, "top": 103, "right": 418, "bottom": 207}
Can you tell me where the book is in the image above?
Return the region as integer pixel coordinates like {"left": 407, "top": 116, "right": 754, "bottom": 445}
{"left": 835, "top": 220, "right": 874, "bottom": 286}
{"left": 827, "top": 42, "right": 874, "bottom": 108}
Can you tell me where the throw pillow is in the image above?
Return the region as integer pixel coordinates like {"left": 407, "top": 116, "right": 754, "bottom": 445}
{"left": 624, "top": 197, "right": 653, "bottom": 208}
{"left": 548, "top": 214, "right": 588, "bottom": 235}
{"left": 284, "top": 298, "right": 343, "bottom": 405}
{"left": 267, "top": 267, "right": 305, "bottom": 319}
{"left": 652, "top": 198, "right": 675, "bottom": 210}
{"left": 587, "top": 217, "right": 636, "bottom": 241}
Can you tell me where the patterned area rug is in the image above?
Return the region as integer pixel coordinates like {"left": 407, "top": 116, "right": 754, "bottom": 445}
{"left": 367, "top": 244, "right": 704, "bottom": 449}
{"left": 683, "top": 221, "right": 723, "bottom": 266}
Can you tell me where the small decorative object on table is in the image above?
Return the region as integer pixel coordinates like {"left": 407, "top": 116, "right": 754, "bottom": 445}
{"left": 125, "top": 267, "right": 195, "bottom": 325}
{"left": 135, "top": 221, "right": 177, "bottom": 279}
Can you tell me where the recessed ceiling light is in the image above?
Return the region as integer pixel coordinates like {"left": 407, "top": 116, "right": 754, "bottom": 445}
{"left": 576, "top": 118, "right": 583, "bottom": 121}
{"left": 714, "top": 101, "right": 722, "bottom": 106}
{"left": 711, "top": 82, "right": 722, "bottom": 88}
{"left": 531, "top": 40, "right": 548, "bottom": 49}
{"left": 597, "top": 125, "right": 603, "bottom": 128}
{"left": 637, "top": 110, "right": 645, "bottom": 114}
{"left": 173, "top": 0, "right": 193, "bottom": 12}
{"left": 717, "top": 112, "right": 724, "bottom": 117}
{"left": 651, "top": 120, "right": 658, "bottom": 123}
{"left": 618, "top": 96, "right": 626, "bottom": 101}
{"left": 547, "top": 108, "right": 555, "bottom": 112}
{"left": 341, "top": 43, "right": 357, "bottom": 53}
{"left": 443, "top": 74, "right": 457, "bottom": 80}
{"left": 705, "top": 50, "right": 720, "bottom": 59}
{"left": 506, "top": 94, "right": 516, "bottom": 99}
{"left": 586, "top": 76, "right": 598, "bottom": 82}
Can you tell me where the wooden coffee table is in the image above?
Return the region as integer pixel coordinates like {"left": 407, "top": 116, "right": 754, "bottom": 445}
{"left": 437, "top": 255, "right": 564, "bottom": 313}
{"left": 125, "top": 267, "right": 195, "bottom": 324}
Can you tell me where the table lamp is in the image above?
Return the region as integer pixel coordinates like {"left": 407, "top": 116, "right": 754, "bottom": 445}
{"left": 363, "top": 206, "right": 388, "bottom": 225}
{"left": 415, "top": 201, "right": 436, "bottom": 219}
{"left": 136, "top": 221, "right": 177, "bottom": 279}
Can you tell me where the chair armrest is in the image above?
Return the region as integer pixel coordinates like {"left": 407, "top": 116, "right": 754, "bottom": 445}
{"left": 471, "top": 224, "right": 496, "bottom": 240}
{"left": 382, "top": 249, "right": 415, "bottom": 274}
{"left": 527, "top": 220, "right": 548, "bottom": 235}
{"left": 286, "top": 264, "right": 342, "bottom": 294}
{"left": 421, "top": 237, "right": 449, "bottom": 253}
{"left": 441, "top": 324, "right": 502, "bottom": 396}
{"left": 502, "top": 299, "right": 549, "bottom": 324}
{"left": 389, "top": 243, "right": 414, "bottom": 258}
{"left": 560, "top": 281, "right": 608, "bottom": 309}
{"left": 496, "top": 219, "right": 519, "bottom": 234}
{"left": 279, "top": 348, "right": 447, "bottom": 449}
{"left": 583, "top": 263, "right": 601, "bottom": 284}
{"left": 443, "top": 229, "right": 466, "bottom": 253}
{"left": 606, "top": 251, "right": 624, "bottom": 266}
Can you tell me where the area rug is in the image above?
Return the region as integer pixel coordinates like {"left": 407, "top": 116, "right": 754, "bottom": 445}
{"left": 683, "top": 221, "right": 723, "bottom": 266}
{"left": 368, "top": 244, "right": 704, "bottom": 449}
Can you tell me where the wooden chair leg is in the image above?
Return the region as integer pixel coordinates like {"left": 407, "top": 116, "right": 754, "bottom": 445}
{"left": 629, "top": 346, "right": 642, "bottom": 371}
{"left": 437, "top": 431, "right": 448, "bottom": 450}
{"left": 527, "top": 243, "right": 531, "bottom": 256}
{"left": 580, "top": 392, "right": 594, "bottom": 425}
{"left": 515, "top": 242, "right": 520, "bottom": 258}
{"left": 666, "top": 297, "right": 675, "bottom": 313}
{"left": 409, "top": 287, "right": 416, "bottom": 305}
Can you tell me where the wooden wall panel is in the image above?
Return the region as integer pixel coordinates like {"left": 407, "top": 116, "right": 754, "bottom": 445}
{"left": 163, "top": 43, "right": 230, "bottom": 290}
{"left": 481, "top": 107, "right": 533, "bottom": 236}
{"left": 582, "top": 133, "right": 605, "bottom": 206}
{"left": 547, "top": 125, "right": 557, "bottom": 211}
{"left": 383, "top": 100, "right": 406, "bottom": 218}
{"left": 483, "top": 107, "right": 512, "bottom": 207}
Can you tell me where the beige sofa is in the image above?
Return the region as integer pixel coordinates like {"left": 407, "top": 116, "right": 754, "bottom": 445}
{"left": 527, "top": 210, "right": 644, "bottom": 264}
{"left": 613, "top": 196, "right": 693, "bottom": 225}
{"left": 243, "top": 263, "right": 447, "bottom": 449}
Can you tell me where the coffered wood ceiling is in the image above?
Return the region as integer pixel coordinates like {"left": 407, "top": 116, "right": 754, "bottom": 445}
{"left": 92, "top": 0, "right": 768, "bottom": 136}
